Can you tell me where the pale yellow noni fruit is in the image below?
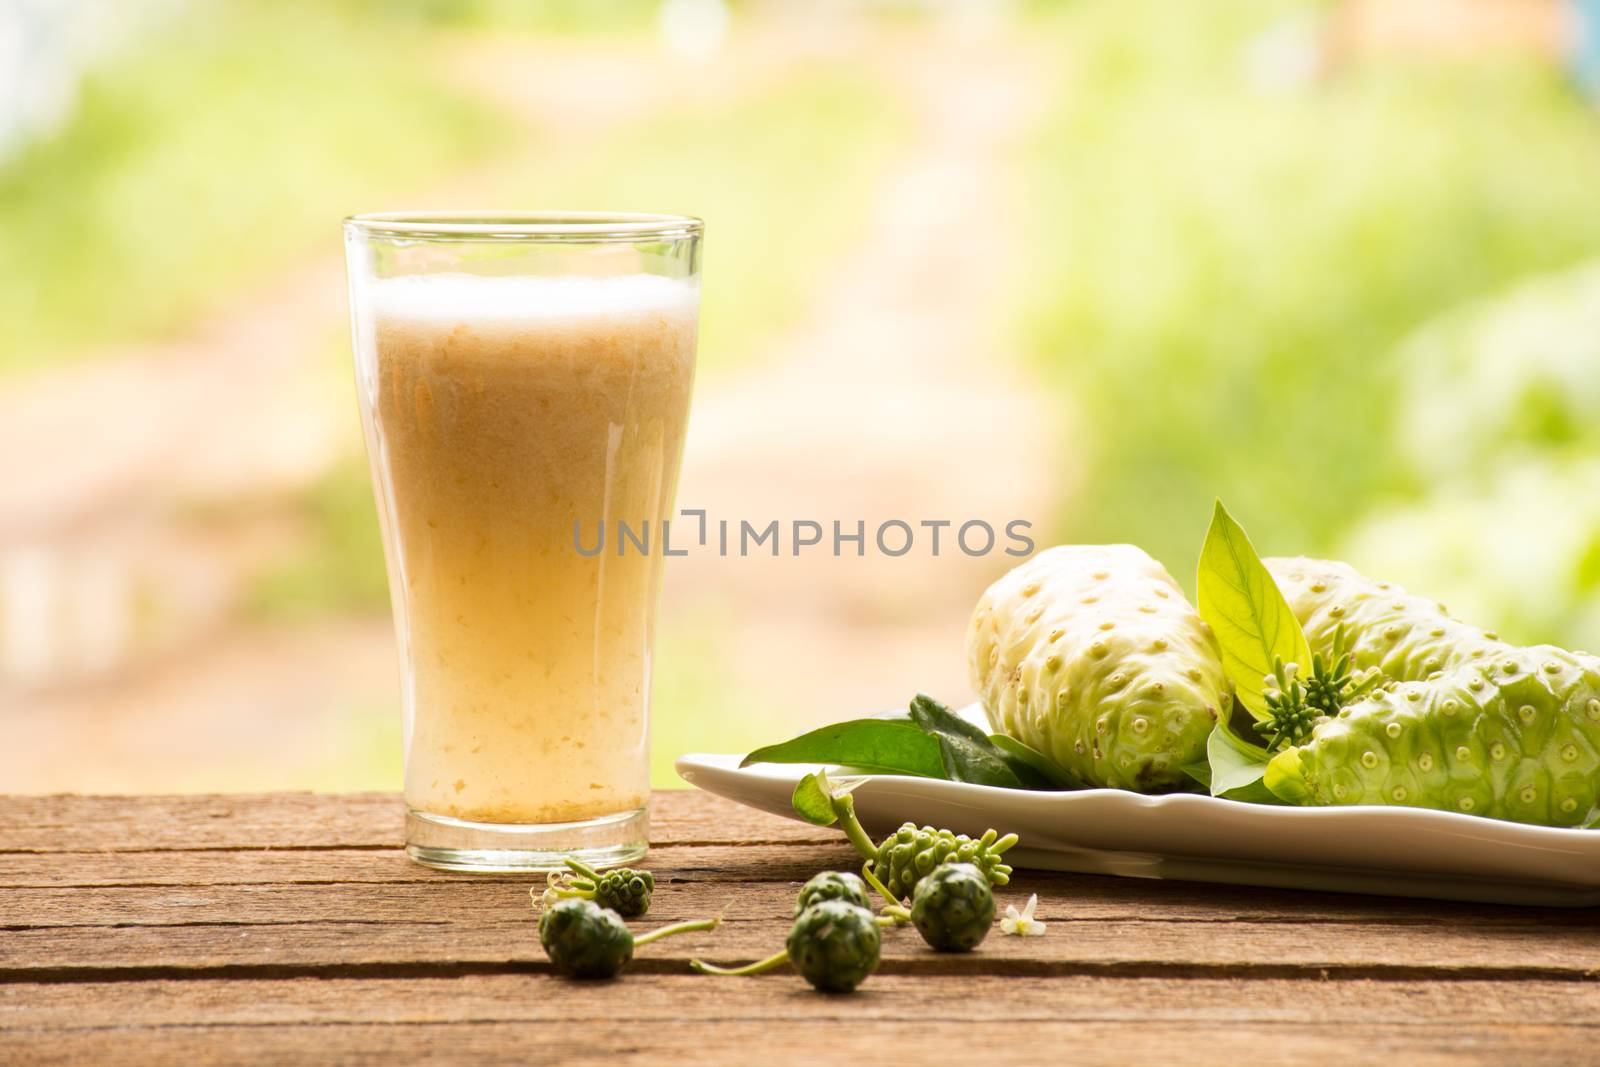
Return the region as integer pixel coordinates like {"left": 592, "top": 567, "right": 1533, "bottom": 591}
{"left": 967, "top": 545, "right": 1229, "bottom": 791}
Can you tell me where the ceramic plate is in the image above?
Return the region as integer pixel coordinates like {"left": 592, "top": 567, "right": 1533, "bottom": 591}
{"left": 676, "top": 708, "right": 1600, "bottom": 907}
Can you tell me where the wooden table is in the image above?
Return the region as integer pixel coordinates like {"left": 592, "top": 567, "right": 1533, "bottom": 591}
{"left": 2, "top": 790, "right": 1597, "bottom": 1065}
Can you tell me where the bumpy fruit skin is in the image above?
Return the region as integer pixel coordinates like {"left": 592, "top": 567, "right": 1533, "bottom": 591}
{"left": 909, "top": 863, "right": 995, "bottom": 952}
{"left": 1266, "top": 556, "right": 1506, "bottom": 682}
{"left": 787, "top": 900, "right": 881, "bottom": 993}
{"left": 968, "top": 545, "right": 1230, "bottom": 791}
{"left": 1286, "top": 651, "right": 1600, "bottom": 826}
{"left": 795, "top": 871, "right": 870, "bottom": 917}
{"left": 1265, "top": 558, "right": 1600, "bottom": 827}
{"left": 539, "top": 899, "right": 633, "bottom": 979}
{"left": 592, "top": 868, "right": 654, "bottom": 918}
{"left": 871, "top": 823, "right": 1012, "bottom": 900}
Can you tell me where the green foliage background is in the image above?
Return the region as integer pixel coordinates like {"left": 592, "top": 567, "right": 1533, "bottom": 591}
{"left": 1025, "top": 1, "right": 1600, "bottom": 584}
{"left": 0, "top": 2, "right": 503, "bottom": 373}
{"left": 8, "top": 0, "right": 1600, "bottom": 787}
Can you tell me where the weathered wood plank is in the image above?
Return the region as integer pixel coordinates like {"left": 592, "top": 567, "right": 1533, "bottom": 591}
{"left": 7, "top": 842, "right": 1600, "bottom": 932}
{"left": 0, "top": 793, "right": 402, "bottom": 852}
{"left": 7, "top": 905, "right": 1600, "bottom": 980}
{"left": 0, "top": 790, "right": 828, "bottom": 852}
{"left": 11, "top": 864, "right": 1600, "bottom": 932}
{"left": 0, "top": 844, "right": 859, "bottom": 889}
{"left": 4, "top": 974, "right": 1598, "bottom": 1029}
{"left": 8, "top": 829, "right": 1600, "bottom": 979}
{"left": 1, "top": 1018, "right": 1589, "bottom": 1067}
{"left": 3, "top": 791, "right": 1598, "bottom": 1064}
{"left": 0, "top": 848, "right": 429, "bottom": 888}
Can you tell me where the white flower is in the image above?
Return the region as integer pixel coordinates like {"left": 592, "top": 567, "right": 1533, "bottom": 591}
{"left": 1000, "top": 893, "right": 1046, "bottom": 937}
{"left": 533, "top": 882, "right": 560, "bottom": 910}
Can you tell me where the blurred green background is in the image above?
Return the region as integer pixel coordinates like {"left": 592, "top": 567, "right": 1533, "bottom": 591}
{"left": 3, "top": 0, "right": 1599, "bottom": 793}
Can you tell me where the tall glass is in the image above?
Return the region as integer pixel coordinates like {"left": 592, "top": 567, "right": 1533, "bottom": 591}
{"left": 343, "top": 213, "right": 700, "bottom": 871}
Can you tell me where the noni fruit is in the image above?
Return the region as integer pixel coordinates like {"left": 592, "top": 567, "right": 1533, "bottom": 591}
{"left": 1273, "top": 648, "right": 1600, "bottom": 826}
{"left": 968, "top": 545, "right": 1230, "bottom": 791}
{"left": 539, "top": 899, "right": 634, "bottom": 980}
{"left": 869, "top": 823, "right": 1014, "bottom": 901}
{"left": 787, "top": 900, "right": 881, "bottom": 993}
{"left": 1265, "top": 556, "right": 1507, "bottom": 682}
{"left": 1263, "top": 559, "right": 1600, "bottom": 826}
{"left": 794, "top": 871, "right": 870, "bottom": 917}
{"left": 909, "top": 862, "right": 995, "bottom": 952}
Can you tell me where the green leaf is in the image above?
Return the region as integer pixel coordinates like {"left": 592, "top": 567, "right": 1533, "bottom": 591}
{"left": 1264, "top": 747, "right": 1314, "bottom": 804}
{"left": 1179, "top": 759, "right": 1212, "bottom": 789}
{"left": 1196, "top": 500, "right": 1314, "bottom": 721}
{"left": 750, "top": 694, "right": 1076, "bottom": 794}
{"left": 933, "top": 734, "right": 1026, "bottom": 789}
{"left": 908, "top": 694, "right": 1070, "bottom": 790}
{"left": 989, "top": 734, "right": 1086, "bottom": 790}
{"left": 908, "top": 693, "right": 992, "bottom": 745}
{"left": 1218, "top": 776, "right": 1280, "bottom": 805}
{"left": 791, "top": 772, "right": 840, "bottom": 826}
{"left": 1205, "top": 721, "right": 1282, "bottom": 803}
{"left": 743, "top": 719, "right": 945, "bottom": 778}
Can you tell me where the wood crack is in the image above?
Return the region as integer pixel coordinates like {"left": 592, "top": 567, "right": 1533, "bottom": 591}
{"left": 5, "top": 958, "right": 1598, "bottom": 985}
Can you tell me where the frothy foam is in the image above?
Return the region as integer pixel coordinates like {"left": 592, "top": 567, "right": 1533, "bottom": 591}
{"left": 368, "top": 272, "right": 698, "bottom": 323}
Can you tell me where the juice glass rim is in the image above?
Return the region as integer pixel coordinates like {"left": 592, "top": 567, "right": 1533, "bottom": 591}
{"left": 343, "top": 211, "right": 703, "bottom": 243}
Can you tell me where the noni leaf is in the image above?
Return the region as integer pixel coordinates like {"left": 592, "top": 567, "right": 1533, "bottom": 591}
{"left": 1205, "top": 722, "right": 1278, "bottom": 803}
{"left": 1197, "top": 500, "right": 1314, "bottom": 720}
{"left": 744, "top": 719, "right": 945, "bottom": 778}
{"left": 988, "top": 734, "right": 1085, "bottom": 790}
{"left": 791, "top": 772, "right": 841, "bottom": 826}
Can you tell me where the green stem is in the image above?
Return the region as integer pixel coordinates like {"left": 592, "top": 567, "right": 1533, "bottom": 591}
{"left": 860, "top": 860, "right": 902, "bottom": 908}
{"left": 563, "top": 856, "right": 602, "bottom": 881}
{"left": 832, "top": 792, "right": 879, "bottom": 862}
{"left": 539, "top": 872, "right": 588, "bottom": 903}
{"left": 634, "top": 916, "right": 721, "bottom": 948}
{"left": 691, "top": 949, "right": 789, "bottom": 977}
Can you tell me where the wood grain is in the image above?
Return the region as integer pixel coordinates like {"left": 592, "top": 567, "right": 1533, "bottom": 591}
{"left": 3, "top": 791, "right": 1597, "bottom": 1066}
{"left": 9, "top": 979, "right": 1600, "bottom": 1062}
{"left": 5, "top": 974, "right": 1599, "bottom": 1029}
{"left": 0, "top": 789, "right": 827, "bottom": 853}
{"left": 11, "top": 1019, "right": 1595, "bottom": 1067}
{"left": 4, "top": 976, "right": 1600, "bottom": 1067}
{"left": 2, "top": 838, "right": 1594, "bottom": 925}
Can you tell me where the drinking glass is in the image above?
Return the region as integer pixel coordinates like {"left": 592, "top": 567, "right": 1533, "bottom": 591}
{"left": 343, "top": 213, "right": 701, "bottom": 871}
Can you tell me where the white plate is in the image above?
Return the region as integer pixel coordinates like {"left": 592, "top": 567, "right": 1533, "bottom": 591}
{"left": 676, "top": 708, "right": 1600, "bottom": 907}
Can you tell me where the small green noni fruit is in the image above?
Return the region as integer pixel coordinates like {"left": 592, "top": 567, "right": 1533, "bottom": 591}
{"left": 544, "top": 858, "right": 654, "bottom": 919}
{"left": 870, "top": 822, "right": 1014, "bottom": 901}
{"left": 787, "top": 900, "right": 881, "bottom": 993}
{"left": 539, "top": 899, "right": 633, "bottom": 979}
{"left": 795, "top": 871, "right": 870, "bottom": 917}
{"left": 909, "top": 862, "right": 995, "bottom": 952}
{"left": 536, "top": 895, "right": 722, "bottom": 981}
{"left": 591, "top": 867, "right": 653, "bottom": 918}
{"left": 968, "top": 545, "right": 1230, "bottom": 791}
